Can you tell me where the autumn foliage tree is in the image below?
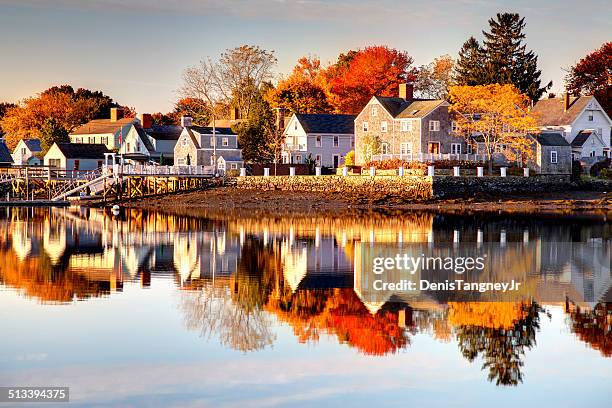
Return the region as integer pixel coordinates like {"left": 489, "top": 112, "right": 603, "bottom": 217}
{"left": 325, "top": 45, "right": 417, "bottom": 114}
{"left": 565, "top": 41, "right": 612, "bottom": 117}
{"left": 449, "top": 84, "right": 540, "bottom": 173}
{"left": 415, "top": 55, "right": 455, "bottom": 99}
{"left": 0, "top": 85, "right": 127, "bottom": 149}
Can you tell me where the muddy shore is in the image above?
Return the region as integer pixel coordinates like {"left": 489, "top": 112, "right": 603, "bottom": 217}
{"left": 111, "top": 186, "right": 612, "bottom": 218}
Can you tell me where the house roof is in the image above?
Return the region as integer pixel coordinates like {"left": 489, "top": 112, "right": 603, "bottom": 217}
{"left": 190, "top": 126, "right": 236, "bottom": 136}
{"left": 0, "top": 140, "right": 13, "bottom": 163}
{"left": 532, "top": 96, "right": 594, "bottom": 126}
{"left": 70, "top": 117, "right": 135, "bottom": 135}
{"left": 185, "top": 128, "right": 201, "bottom": 149}
{"left": 571, "top": 130, "right": 593, "bottom": 147}
{"left": 134, "top": 126, "right": 156, "bottom": 153}
{"left": 219, "top": 155, "right": 243, "bottom": 162}
{"left": 54, "top": 143, "right": 111, "bottom": 159}
{"left": 22, "top": 139, "right": 42, "bottom": 152}
{"left": 294, "top": 113, "right": 356, "bottom": 134}
{"left": 146, "top": 125, "right": 182, "bottom": 141}
{"left": 534, "top": 132, "right": 570, "bottom": 146}
{"left": 374, "top": 97, "right": 446, "bottom": 119}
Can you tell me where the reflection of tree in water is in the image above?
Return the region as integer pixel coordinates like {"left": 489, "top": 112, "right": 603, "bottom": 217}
{"left": 266, "top": 288, "right": 412, "bottom": 355}
{"left": 566, "top": 302, "right": 612, "bottom": 357}
{"left": 179, "top": 240, "right": 278, "bottom": 352}
{"left": 454, "top": 301, "right": 542, "bottom": 386}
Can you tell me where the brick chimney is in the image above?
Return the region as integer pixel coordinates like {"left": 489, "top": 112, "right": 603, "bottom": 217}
{"left": 180, "top": 116, "right": 193, "bottom": 128}
{"left": 399, "top": 83, "right": 414, "bottom": 101}
{"left": 138, "top": 113, "right": 153, "bottom": 129}
{"left": 563, "top": 92, "right": 570, "bottom": 112}
{"left": 110, "top": 107, "right": 124, "bottom": 122}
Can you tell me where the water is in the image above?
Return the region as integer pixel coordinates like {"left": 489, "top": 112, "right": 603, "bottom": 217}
{"left": 0, "top": 207, "right": 610, "bottom": 407}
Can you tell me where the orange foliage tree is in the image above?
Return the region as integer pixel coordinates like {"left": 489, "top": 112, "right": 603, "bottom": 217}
{"left": 448, "top": 84, "right": 540, "bottom": 172}
{"left": 325, "top": 46, "right": 417, "bottom": 114}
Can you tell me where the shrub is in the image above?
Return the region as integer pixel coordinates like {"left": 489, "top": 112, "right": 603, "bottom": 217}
{"left": 599, "top": 168, "right": 612, "bottom": 180}
{"left": 590, "top": 158, "right": 611, "bottom": 177}
{"left": 344, "top": 150, "right": 355, "bottom": 167}
{"left": 363, "top": 159, "right": 482, "bottom": 170}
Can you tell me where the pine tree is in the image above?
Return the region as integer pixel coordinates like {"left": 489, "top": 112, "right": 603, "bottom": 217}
{"left": 481, "top": 13, "right": 550, "bottom": 100}
{"left": 455, "top": 37, "right": 486, "bottom": 86}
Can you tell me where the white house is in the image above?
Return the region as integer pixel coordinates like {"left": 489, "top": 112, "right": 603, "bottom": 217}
{"left": 174, "top": 118, "right": 243, "bottom": 173}
{"left": 11, "top": 139, "right": 42, "bottom": 165}
{"left": 282, "top": 113, "right": 355, "bottom": 168}
{"left": 44, "top": 143, "right": 110, "bottom": 171}
{"left": 70, "top": 108, "right": 138, "bottom": 150}
{"left": 533, "top": 94, "right": 611, "bottom": 161}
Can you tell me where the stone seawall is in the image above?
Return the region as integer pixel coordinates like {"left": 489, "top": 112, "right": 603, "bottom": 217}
{"left": 236, "top": 175, "right": 572, "bottom": 201}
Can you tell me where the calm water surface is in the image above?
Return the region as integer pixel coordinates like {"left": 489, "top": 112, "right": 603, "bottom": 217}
{"left": 0, "top": 207, "right": 610, "bottom": 407}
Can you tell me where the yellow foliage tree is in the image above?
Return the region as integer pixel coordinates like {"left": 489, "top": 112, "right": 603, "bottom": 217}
{"left": 448, "top": 84, "right": 540, "bottom": 173}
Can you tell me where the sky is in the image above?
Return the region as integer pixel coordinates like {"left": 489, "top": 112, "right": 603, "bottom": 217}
{"left": 0, "top": 0, "right": 610, "bottom": 113}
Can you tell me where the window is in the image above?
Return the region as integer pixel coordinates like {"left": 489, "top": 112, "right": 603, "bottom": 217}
{"left": 182, "top": 138, "right": 187, "bottom": 146}
{"left": 588, "top": 113, "right": 594, "bottom": 121}
{"left": 371, "top": 106, "right": 378, "bottom": 117}
{"left": 21, "top": 147, "right": 26, "bottom": 155}
{"left": 451, "top": 121, "right": 458, "bottom": 132}
{"left": 295, "top": 155, "right": 302, "bottom": 163}
{"left": 127, "top": 143, "right": 131, "bottom": 152}
{"left": 351, "top": 138, "right": 355, "bottom": 147}
{"left": 401, "top": 120, "right": 412, "bottom": 132}
{"left": 381, "top": 142, "right": 389, "bottom": 154}
{"left": 97, "top": 160, "right": 103, "bottom": 168}
{"left": 362, "top": 122, "right": 369, "bottom": 132}
{"left": 101, "top": 136, "right": 108, "bottom": 145}
{"left": 74, "top": 160, "right": 80, "bottom": 170}
{"left": 294, "top": 121, "right": 298, "bottom": 130}
{"left": 466, "top": 144, "right": 473, "bottom": 154}
{"left": 550, "top": 150, "right": 558, "bottom": 164}
{"left": 315, "top": 154, "right": 321, "bottom": 165}
{"left": 316, "top": 135, "right": 322, "bottom": 147}
{"left": 222, "top": 137, "right": 228, "bottom": 146}
{"left": 49, "top": 159, "right": 60, "bottom": 168}
{"left": 231, "top": 163, "right": 238, "bottom": 169}
{"left": 429, "top": 120, "right": 440, "bottom": 131}
{"left": 400, "top": 142, "right": 412, "bottom": 155}
{"left": 136, "top": 141, "right": 141, "bottom": 151}
{"left": 451, "top": 143, "right": 462, "bottom": 154}
{"left": 495, "top": 144, "right": 507, "bottom": 153}
{"left": 210, "top": 137, "right": 215, "bottom": 146}
{"left": 381, "top": 121, "right": 388, "bottom": 132}
{"left": 333, "top": 136, "right": 339, "bottom": 147}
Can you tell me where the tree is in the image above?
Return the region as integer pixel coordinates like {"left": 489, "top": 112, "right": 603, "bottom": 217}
{"left": 415, "top": 55, "right": 455, "bottom": 99}
{"left": 174, "top": 97, "right": 211, "bottom": 125}
{"left": 325, "top": 46, "right": 417, "bottom": 114}
{"left": 448, "top": 84, "right": 540, "bottom": 173}
{"left": 214, "top": 45, "right": 277, "bottom": 119}
{"left": 232, "top": 83, "right": 276, "bottom": 163}
{"left": 455, "top": 37, "right": 486, "bottom": 86}
{"left": 0, "top": 85, "right": 126, "bottom": 149}
{"left": 359, "top": 133, "right": 381, "bottom": 163}
{"left": 265, "top": 56, "right": 333, "bottom": 114}
{"left": 0, "top": 102, "right": 17, "bottom": 137}
{"left": 39, "top": 117, "right": 69, "bottom": 152}
{"left": 455, "top": 13, "right": 551, "bottom": 101}
{"left": 565, "top": 42, "right": 612, "bottom": 117}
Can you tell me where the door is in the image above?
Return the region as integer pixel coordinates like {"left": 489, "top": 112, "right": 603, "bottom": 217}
{"left": 428, "top": 142, "right": 440, "bottom": 154}
{"left": 333, "top": 155, "right": 339, "bottom": 168}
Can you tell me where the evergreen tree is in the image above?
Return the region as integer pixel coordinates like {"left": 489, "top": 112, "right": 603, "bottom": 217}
{"left": 455, "top": 13, "right": 551, "bottom": 101}
{"left": 455, "top": 37, "right": 486, "bottom": 86}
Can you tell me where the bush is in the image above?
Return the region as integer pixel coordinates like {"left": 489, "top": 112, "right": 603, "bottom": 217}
{"left": 571, "top": 160, "right": 582, "bottom": 182}
{"left": 599, "top": 168, "right": 612, "bottom": 180}
{"left": 589, "top": 158, "right": 611, "bottom": 177}
{"left": 362, "top": 159, "right": 481, "bottom": 170}
{"left": 225, "top": 169, "right": 241, "bottom": 177}
{"left": 344, "top": 150, "right": 355, "bottom": 167}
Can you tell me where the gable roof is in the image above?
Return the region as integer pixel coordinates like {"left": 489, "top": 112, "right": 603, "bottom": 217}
{"left": 190, "top": 126, "right": 236, "bottom": 136}
{"left": 534, "top": 132, "right": 570, "bottom": 146}
{"left": 70, "top": 117, "right": 136, "bottom": 135}
{"left": 146, "top": 125, "right": 182, "bottom": 141}
{"left": 532, "top": 96, "right": 594, "bottom": 126}
{"left": 0, "top": 140, "right": 13, "bottom": 163}
{"left": 54, "top": 143, "right": 111, "bottom": 159}
{"left": 571, "top": 130, "right": 593, "bottom": 147}
{"left": 22, "top": 139, "right": 42, "bottom": 152}
{"left": 184, "top": 128, "right": 201, "bottom": 149}
{"left": 374, "top": 97, "right": 446, "bottom": 119}
{"left": 294, "top": 114, "right": 355, "bottom": 134}
{"left": 134, "top": 126, "right": 156, "bottom": 153}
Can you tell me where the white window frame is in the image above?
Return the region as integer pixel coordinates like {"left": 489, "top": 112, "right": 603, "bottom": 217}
{"left": 315, "top": 154, "right": 321, "bottom": 165}
{"left": 401, "top": 120, "right": 412, "bottom": 132}
{"left": 429, "top": 120, "right": 440, "bottom": 132}
{"left": 316, "top": 135, "right": 322, "bottom": 147}
{"left": 550, "top": 150, "right": 558, "bottom": 164}
{"left": 451, "top": 143, "right": 462, "bottom": 155}
{"left": 451, "top": 121, "right": 458, "bottom": 133}
{"left": 400, "top": 142, "right": 412, "bottom": 155}
{"left": 362, "top": 122, "right": 369, "bottom": 132}
{"left": 333, "top": 135, "right": 339, "bottom": 147}
{"left": 222, "top": 137, "right": 229, "bottom": 147}
{"left": 381, "top": 121, "right": 388, "bottom": 133}
{"left": 230, "top": 163, "right": 238, "bottom": 169}
{"left": 295, "top": 155, "right": 302, "bottom": 163}
{"left": 381, "top": 142, "right": 389, "bottom": 155}
{"left": 466, "top": 144, "right": 473, "bottom": 154}
{"left": 588, "top": 113, "right": 594, "bottom": 121}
